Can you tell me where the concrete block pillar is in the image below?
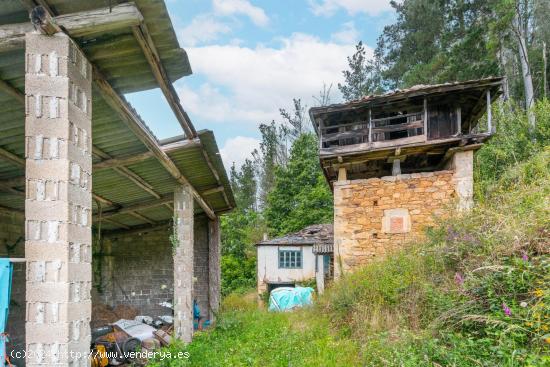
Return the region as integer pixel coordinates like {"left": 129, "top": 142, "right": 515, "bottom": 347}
{"left": 173, "top": 184, "right": 194, "bottom": 342}
{"left": 24, "top": 33, "right": 93, "bottom": 367}
{"left": 208, "top": 218, "right": 221, "bottom": 322}
{"left": 449, "top": 151, "right": 474, "bottom": 210}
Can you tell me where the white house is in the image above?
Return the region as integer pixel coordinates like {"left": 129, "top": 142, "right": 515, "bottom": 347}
{"left": 256, "top": 224, "right": 333, "bottom": 295}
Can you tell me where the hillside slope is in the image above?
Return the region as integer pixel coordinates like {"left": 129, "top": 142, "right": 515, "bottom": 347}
{"left": 150, "top": 148, "right": 549, "bottom": 366}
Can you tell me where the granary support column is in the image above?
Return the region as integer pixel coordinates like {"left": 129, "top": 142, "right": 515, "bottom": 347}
{"left": 208, "top": 218, "right": 221, "bottom": 322}
{"left": 24, "top": 32, "right": 93, "bottom": 366}
{"left": 449, "top": 150, "right": 474, "bottom": 211}
{"left": 173, "top": 184, "right": 194, "bottom": 343}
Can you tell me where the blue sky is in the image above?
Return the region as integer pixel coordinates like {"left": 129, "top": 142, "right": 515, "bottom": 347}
{"left": 126, "top": 0, "right": 396, "bottom": 168}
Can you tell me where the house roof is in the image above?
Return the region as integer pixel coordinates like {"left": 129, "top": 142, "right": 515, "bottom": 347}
{"left": 257, "top": 224, "right": 333, "bottom": 246}
{"left": 310, "top": 76, "right": 504, "bottom": 117}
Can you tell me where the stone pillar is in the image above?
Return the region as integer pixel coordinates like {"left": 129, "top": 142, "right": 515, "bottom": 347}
{"left": 449, "top": 151, "right": 474, "bottom": 210}
{"left": 208, "top": 218, "right": 221, "bottom": 322}
{"left": 333, "top": 180, "right": 349, "bottom": 279}
{"left": 173, "top": 184, "right": 194, "bottom": 343}
{"left": 24, "top": 33, "right": 92, "bottom": 367}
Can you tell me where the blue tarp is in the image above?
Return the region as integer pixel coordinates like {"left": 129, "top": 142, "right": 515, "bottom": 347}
{"left": 268, "top": 286, "right": 314, "bottom": 312}
{"left": 0, "top": 259, "right": 13, "bottom": 364}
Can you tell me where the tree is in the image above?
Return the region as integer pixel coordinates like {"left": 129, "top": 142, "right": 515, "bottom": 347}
{"left": 264, "top": 133, "right": 333, "bottom": 236}
{"left": 338, "top": 41, "right": 385, "bottom": 102}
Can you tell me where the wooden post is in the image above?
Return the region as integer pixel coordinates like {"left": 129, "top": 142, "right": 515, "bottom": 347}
{"left": 423, "top": 98, "right": 428, "bottom": 141}
{"left": 338, "top": 167, "right": 347, "bottom": 181}
{"left": 486, "top": 90, "right": 492, "bottom": 133}
{"left": 368, "top": 108, "right": 372, "bottom": 143}
{"left": 456, "top": 106, "right": 462, "bottom": 135}
{"left": 543, "top": 41, "right": 547, "bottom": 98}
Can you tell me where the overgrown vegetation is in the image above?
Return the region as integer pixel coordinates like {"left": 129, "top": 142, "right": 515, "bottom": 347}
{"left": 150, "top": 100, "right": 549, "bottom": 366}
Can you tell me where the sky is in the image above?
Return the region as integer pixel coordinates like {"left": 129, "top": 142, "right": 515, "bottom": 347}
{"left": 126, "top": 0, "right": 397, "bottom": 170}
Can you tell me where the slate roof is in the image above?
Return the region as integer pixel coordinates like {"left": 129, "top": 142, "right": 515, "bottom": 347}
{"left": 257, "top": 224, "right": 333, "bottom": 246}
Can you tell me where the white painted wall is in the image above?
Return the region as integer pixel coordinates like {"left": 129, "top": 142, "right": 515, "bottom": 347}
{"left": 257, "top": 245, "right": 316, "bottom": 287}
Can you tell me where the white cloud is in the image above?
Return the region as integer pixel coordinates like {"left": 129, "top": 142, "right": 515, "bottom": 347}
{"left": 213, "top": 0, "right": 269, "bottom": 27}
{"left": 177, "top": 14, "right": 231, "bottom": 47}
{"left": 309, "top": 0, "right": 394, "bottom": 16}
{"left": 331, "top": 21, "right": 359, "bottom": 44}
{"left": 220, "top": 136, "right": 261, "bottom": 169}
{"left": 178, "top": 33, "right": 370, "bottom": 127}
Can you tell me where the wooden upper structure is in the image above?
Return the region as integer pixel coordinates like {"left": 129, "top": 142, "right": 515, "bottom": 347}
{"left": 0, "top": 0, "right": 235, "bottom": 232}
{"left": 310, "top": 77, "right": 504, "bottom": 183}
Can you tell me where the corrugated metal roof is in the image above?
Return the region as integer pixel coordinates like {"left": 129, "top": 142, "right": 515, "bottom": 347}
{"left": 0, "top": 0, "right": 235, "bottom": 230}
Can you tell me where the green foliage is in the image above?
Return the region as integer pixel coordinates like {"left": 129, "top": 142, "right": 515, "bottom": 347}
{"left": 264, "top": 133, "right": 333, "bottom": 236}
{"left": 220, "top": 255, "right": 256, "bottom": 297}
{"left": 148, "top": 292, "right": 360, "bottom": 367}
{"left": 474, "top": 100, "right": 550, "bottom": 195}
{"left": 320, "top": 148, "right": 550, "bottom": 366}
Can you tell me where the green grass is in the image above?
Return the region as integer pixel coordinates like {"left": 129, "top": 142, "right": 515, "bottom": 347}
{"left": 150, "top": 149, "right": 550, "bottom": 367}
{"left": 148, "top": 293, "right": 360, "bottom": 366}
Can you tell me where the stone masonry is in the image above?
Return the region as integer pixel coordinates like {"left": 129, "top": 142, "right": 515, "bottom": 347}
{"left": 173, "top": 185, "right": 194, "bottom": 342}
{"left": 24, "top": 33, "right": 92, "bottom": 366}
{"left": 333, "top": 151, "right": 473, "bottom": 277}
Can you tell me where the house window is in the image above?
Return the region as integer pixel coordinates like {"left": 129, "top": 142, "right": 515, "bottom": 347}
{"left": 278, "top": 249, "right": 302, "bottom": 269}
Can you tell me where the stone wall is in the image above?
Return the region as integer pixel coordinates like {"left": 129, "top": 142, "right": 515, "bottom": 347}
{"left": 333, "top": 151, "right": 473, "bottom": 276}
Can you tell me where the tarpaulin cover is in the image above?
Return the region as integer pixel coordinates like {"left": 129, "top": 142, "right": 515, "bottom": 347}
{"left": 0, "top": 259, "right": 13, "bottom": 363}
{"left": 268, "top": 287, "right": 314, "bottom": 312}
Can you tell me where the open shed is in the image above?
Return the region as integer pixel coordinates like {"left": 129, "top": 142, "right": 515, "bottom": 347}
{"left": 0, "top": 1, "right": 235, "bottom": 365}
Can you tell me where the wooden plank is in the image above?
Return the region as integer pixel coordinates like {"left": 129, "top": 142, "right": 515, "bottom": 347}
{"left": 0, "top": 3, "right": 144, "bottom": 52}
{"left": 132, "top": 24, "right": 196, "bottom": 138}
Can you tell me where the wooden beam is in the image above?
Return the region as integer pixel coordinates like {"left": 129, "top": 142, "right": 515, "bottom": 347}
{"left": 102, "top": 217, "right": 130, "bottom": 230}
{"left": 94, "top": 194, "right": 174, "bottom": 220}
{"left": 131, "top": 23, "right": 197, "bottom": 139}
{"left": 93, "top": 193, "right": 116, "bottom": 208}
{"left": 0, "top": 147, "right": 25, "bottom": 167}
{"left": 92, "top": 146, "right": 161, "bottom": 199}
{"left": 128, "top": 211, "right": 155, "bottom": 225}
{"left": 201, "top": 186, "right": 224, "bottom": 196}
{"left": 93, "top": 67, "right": 216, "bottom": 219}
{"left": 30, "top": 5, "right": 61, "bottom": 34}
{"left": 93, "top": 138, "right": 201, "bottom": 171}
{"left": 486, "top": 89, "right": 492, "bottom": 133}
{"left": 0, "top": 78, "right": 24, "bottom": 104}
{"left": 0, "top": 3, "right": 143, "bottom": 52}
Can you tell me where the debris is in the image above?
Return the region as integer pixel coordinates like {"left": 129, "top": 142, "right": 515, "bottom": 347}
{"left": 113, "top": 319, "right": 157, "bottom": 341}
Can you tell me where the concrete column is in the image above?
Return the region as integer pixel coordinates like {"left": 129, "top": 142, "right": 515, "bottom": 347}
{"left": 315, "top": 255, "right": 325, "bottom": 294}
{"left": 173, "top": 184, "right": 194, "bottom": 342}
{"left": 208, "top": 218, "right": 221, "bottom": 322}
{"left": 449, "top": 151, "right": 474, "bottom": 210}
{"left": 24, "top": 33, "right": 92, "bottom": 367}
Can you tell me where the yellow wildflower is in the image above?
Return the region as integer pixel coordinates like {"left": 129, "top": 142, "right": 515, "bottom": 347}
{"left": 542, "top": 325, "right": 549, "bottom": 331}
{"left": 546, "top": 337, "right": 550, "bottom": 345}
{"left": 534, "top": 289, "right": 544, "bottom": 297}
{"left": 525, "top": 322, "right": 533, "bottom": 327}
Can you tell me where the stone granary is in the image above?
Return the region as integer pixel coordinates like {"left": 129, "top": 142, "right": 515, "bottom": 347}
{"left": 309, "top": 77, "right": 504, "bottom": 278}
{"left": 0, "top": 1, "right": 235, "bottom": 366}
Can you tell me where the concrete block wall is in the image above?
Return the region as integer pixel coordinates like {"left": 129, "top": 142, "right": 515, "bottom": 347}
{"left": 334, "top": 151, "right": 473, "bottom": 277}
{"left": 95, "top": 216, "right": 211, "bottom": 320}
